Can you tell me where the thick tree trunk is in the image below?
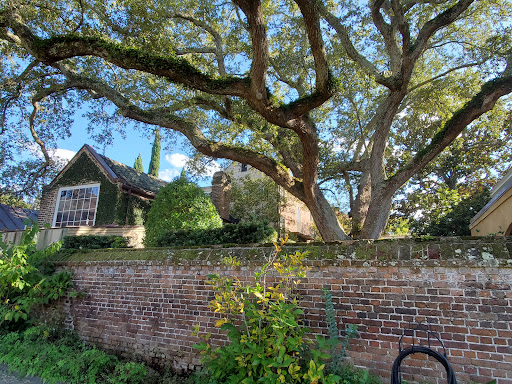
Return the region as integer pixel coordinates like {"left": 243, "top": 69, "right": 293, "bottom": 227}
{"left": 357, "top": 187, "right": 394, "bottom": 239}
{"left": 350, "top": 170, "right": 371, "bottom": 237}
{"left": 305, "top": 184, "right": 350, "bottom": 241}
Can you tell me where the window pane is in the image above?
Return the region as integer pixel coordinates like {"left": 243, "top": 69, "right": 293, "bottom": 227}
{"left": 55, "top": 185, "right": 99, "bottom": 227}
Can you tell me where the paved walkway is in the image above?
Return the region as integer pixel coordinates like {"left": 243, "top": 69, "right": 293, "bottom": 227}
{"left": 0, "top": 365, "right": 43, "bottom": 384}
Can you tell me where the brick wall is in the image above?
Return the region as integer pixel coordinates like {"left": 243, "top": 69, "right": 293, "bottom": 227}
{"left": 57, "top": 239, "right": 512, "bottom": 383}
{"left": 38, "top": 186, "right": 58, "bottom": 226}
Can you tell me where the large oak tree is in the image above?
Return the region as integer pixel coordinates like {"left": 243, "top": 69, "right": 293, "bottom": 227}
{"left": 1, "top": 0, "right": 511, "bottom": 240}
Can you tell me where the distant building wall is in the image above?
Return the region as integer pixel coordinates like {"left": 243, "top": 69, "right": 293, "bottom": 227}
{"left": 38, "top": 186, "right": 59, "bottom": 227}
{"left": 470, "top": 186, "right": 512, "bottom": 236}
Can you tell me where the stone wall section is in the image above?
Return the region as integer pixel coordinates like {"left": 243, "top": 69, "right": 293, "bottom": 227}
{"left": 59, "top": 239, "right": 512, "bottom": 384}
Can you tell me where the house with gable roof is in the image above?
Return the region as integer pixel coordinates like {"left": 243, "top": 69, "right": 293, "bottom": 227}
{"left": 37, "top": 144, "right": 167, "bottom": 231}
{"left": 470, "top": 167, "right": 512, "bottom": 236}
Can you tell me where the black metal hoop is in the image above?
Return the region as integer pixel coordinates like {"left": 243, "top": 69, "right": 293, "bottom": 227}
{"left": 391, "top": 323, "right": 457, "bottom": 384}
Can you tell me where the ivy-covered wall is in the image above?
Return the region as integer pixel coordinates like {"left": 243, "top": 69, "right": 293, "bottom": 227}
{"left": 40, "top": 152, "right": 152, "bottom": 227}
{"left": 121, "top": 193, "right": 152, "bottom": 226}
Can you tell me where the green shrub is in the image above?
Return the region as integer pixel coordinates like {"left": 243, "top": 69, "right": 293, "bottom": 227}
{"left": 155, "top": 222, "right": 277, "bottom": 247}
{"left": 62, "top": 235, "right": 130, "bottom": 249}
{"left": 145, "top": 176, "right": 222, "bottom": 246}
{"left": 0, "top": 224, "right": 74, "bottom": 330}
{"left": 0, "top": 325, "right": 155, "bottom": 384}
{"left": 0, "top": 325, "right": 216, "bottom": 384}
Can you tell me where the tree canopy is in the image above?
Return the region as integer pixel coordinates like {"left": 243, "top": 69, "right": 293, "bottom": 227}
{"left": 1, "top": 0, "right": 511, "bottom": 240}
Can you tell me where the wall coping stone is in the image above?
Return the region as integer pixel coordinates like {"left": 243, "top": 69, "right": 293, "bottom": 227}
{"left": 52, "top": 237, "right": 512, "bottom": 268}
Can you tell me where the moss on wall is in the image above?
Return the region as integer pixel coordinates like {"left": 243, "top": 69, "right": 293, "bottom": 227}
{"left": 51, "top": 238, "right": 512, "bottom": 269}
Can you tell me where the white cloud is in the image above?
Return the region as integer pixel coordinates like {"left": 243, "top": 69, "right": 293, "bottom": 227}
{"left": 23, "top": 142, "right": 76, "bottom": 162}
{"left": 50, "top": 148, "right": 76, "bottom": 162}
{"left": 165, "top": 153, "right": 189, "bottom": 168}
{"left": 203, "top": 161, "right": 222, "bottom": 177}
{"left": 159, "top": 168, "right": 180, "bottom": 182}
{"left": 163, "top": 152, "right": 223, "bottom": 181}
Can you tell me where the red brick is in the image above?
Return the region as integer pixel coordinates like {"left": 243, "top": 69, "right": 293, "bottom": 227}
{"left": 57, "top": 244, "right": 512, "bottom": 382}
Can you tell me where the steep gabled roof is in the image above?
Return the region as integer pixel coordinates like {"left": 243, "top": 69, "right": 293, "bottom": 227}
{"left": 470, "top": 167, "right": 512, "bottom": 226}
{"left": 99, "top": 155, "right": 167, "bottom": 195}
{"left": 0, "top": 203, "right": 38, "bottom": 231}
{"left": 48, "top": 144, "right": 167, "bottom": 199}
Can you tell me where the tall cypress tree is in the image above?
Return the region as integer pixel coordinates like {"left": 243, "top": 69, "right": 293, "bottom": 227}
{"left": 134, "top": 154, "right": 144, "bottom": 172}
{"left": 148, "top": 129, "right": 161, "bottom": 177}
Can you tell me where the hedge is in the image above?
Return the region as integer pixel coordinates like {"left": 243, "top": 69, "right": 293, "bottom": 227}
{"left": 155, "top": 222, "right": 277, "bottom": 247}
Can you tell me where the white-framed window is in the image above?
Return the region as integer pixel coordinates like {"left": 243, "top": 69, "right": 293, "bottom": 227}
{"left": 53, "top": 184, "right": 100, "bottom": 227}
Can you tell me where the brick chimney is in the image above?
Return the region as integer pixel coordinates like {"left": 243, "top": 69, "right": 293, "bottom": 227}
{"left": 211, "top": 171, "right": 231, "bottom": 220}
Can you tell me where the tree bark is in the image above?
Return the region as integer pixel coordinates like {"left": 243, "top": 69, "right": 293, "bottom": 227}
{"left": 357, "top": 186, "right": 394, "bottom": 239}
{"left": 305, "top": 184, "right": 350, "bottom": 241}
{"left": 350, "top": 170, "right": 371, "bottom": 237}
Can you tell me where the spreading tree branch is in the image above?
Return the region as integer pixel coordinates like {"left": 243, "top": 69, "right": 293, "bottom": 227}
{"left": 317, "top": 1, "right": 394, "bottom": 89}
{"left": 233, "top": 0, "right": 269, "bottom": 104}
{"left": 388, "top": 73, "right": 512, "bottom": 191}
{"left": 294, "top": 0, "right": 331, "bottom": 94}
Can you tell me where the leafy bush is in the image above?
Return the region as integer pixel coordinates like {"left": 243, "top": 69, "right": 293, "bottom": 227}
{"left": 145, "top": 176, "right": 223, "bottom": 246}
{"left": 410, "top": 188, "right": 490, "bottom": 236}
{"left": 230, "top": 176, "right": 285, "bottom": 228}
{"left": 155, "top": 222, "right": 277, "bottom": 247}
{"left": 194, "top": 238, "right": 341, "bottom": 384}
{"left": 0, "top": 224, "right": 74, "bottom": 330}
{"left": 0, "top": 325, "right": 212, "bottom": 384}
{"left": 62, "top": 235, "right": 130, "bottom": 249}
{"left": 0, "top": 325, "right": 155, "bottom": 384}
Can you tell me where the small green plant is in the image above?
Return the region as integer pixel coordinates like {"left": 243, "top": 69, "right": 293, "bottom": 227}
{"left": 0, "top": 325, "right": 156, "bottom": 384}
{"left": 0, "top": 223, "right": 74, "bottom": 328}
{"left": 322, "top": 288, "right": 358, "bottom": 375}
{"left": 194, "top": 237, "right": 340, "bottom": 384}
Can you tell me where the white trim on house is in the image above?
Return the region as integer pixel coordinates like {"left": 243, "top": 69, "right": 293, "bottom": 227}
{"left": 52, "top": 183, "right": 101, "bottom": 228}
